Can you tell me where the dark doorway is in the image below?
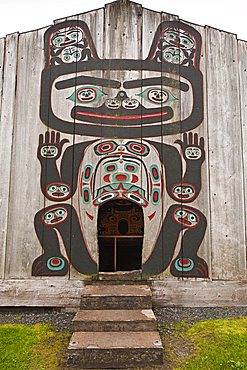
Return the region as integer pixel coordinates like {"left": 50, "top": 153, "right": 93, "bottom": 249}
{"left": 98, "top": 200, "right": 144, "bottom": 272}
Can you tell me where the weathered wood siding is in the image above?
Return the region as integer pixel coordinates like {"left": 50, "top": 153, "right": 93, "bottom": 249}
{"left": 0, "top": 1, "right": 246, "bottom": 305}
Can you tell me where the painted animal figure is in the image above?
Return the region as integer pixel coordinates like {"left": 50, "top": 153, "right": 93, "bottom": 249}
{"left": 32, "top": 19, "right": 208, "bottom": 278}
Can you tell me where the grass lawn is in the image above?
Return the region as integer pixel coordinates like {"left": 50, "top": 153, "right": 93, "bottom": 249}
{"left": 163, "top": 317, "right": 247, "bottom": 370}
{"left": 0, "top": 317, "right": 246, "bottom": 369}
{"left": 0, "top": 323, "right": 70, "bottom": 370}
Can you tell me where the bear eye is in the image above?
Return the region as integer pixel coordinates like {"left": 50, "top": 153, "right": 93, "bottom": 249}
{"left": 67, "top": 86, "right": 106, "bottom": 105}
{"left": 137, "top": 87, "right": 177, "bottom": 106}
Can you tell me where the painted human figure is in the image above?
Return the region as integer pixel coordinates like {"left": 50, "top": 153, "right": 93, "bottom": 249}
{"left": 32, "top": 19, "right": 208, "bottom": 278}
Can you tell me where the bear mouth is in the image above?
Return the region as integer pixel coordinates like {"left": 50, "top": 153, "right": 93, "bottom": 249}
{"left": 71, "top": 105, "right": 173, "bottom": 125}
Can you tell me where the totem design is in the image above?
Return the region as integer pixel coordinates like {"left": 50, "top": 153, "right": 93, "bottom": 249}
{"left": 32, "top": 18, "right": 208, "bottom": 278}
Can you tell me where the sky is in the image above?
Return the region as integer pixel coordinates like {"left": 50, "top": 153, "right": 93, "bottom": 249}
{"left": 0, "top": 0, "right": 246, "bottom": 40}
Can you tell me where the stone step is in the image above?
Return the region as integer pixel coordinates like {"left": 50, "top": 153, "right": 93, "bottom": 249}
{"left": 72, "top": 309, "right": 157, "bottom": 332}
{"left": 67, "top": 331, "right": 163, "bottom": 368}
{"left": 80, "top": 284, "right": 152, "bottom": 310}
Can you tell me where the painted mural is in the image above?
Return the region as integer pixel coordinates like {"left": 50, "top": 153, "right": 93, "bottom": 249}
{"left": 32, "top": 19, "right": 208, "bottom": 278}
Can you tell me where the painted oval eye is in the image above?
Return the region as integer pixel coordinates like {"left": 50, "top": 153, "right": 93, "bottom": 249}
{"left": 63, "top": 55, "right": 71, "bottom": 61}
{"left": 186, "top": 187, "right": 193, "bottom": 194}
{"left": 176, "top": 210, "right": 187, "bottom": 218}
{"left": 60, "top": 186, "right": 69, "bottom": 193}
{"left": 124, "top": 163, "right": 138, "bottom": 173}
{"left": 73, "top": 51, "right": 81, "bottom": 59}
{"left": 105, "top": 163, "right": 117, "bottom": 172}
{"left": 164, "top": 52, "right": 173, "bottom": 62}
{"left": 44, "top": 212, "right": 54, "bottom": 221}
{"left": 49, "top": 185, "right": 58, "bottom": 192}
{"left": 188, "top": 213, "right": 197, "bottom": 222}
{"left": 126, "top": 141, "right": 150, "bottom": 156}
{"left": 124, "top": 193, "right": 146, "bottom": 206}
{"left": 94, "top": 141, "right": 118, "bottom": 155}
{"left": 69, "top": 32, "right": 79, "bottom": 39}
{"left": 180, "top": 35, "right": 194, "bottom": 49}
{"left": 67, "top": 86, "right": 106, "bottom": 105}
{"left": 173, "top": 54, "right": 181, "bottom": 64}
{"left": 174, "top": 186, "right": 182, "bottom": 193}
{"left": 138, "top": 87, "right": 177, "bottom": 106}
{"left": 55, "top": 208, "right": 66, "bottom": 217}
{"left": 96, "top": 193, "right": 117, "bottom": 204}
{"left": 53, "top": 36, "right": 64, "bottom": 47}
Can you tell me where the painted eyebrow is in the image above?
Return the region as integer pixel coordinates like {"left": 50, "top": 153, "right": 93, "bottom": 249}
{"left": 55, "top": 76, "right": 121, "bottom": 90}
{"left": 123, "top": 77, "right": 189, "bottom": 91}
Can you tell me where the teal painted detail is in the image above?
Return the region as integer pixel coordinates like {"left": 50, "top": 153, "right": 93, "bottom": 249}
{"left": 47, "top": 257, "right": 65, "bottom": 271}
{"left": 150, "top": 164, "right": 160, "bottom": 182}
{"left": 82, "top": 187, "right": 91, "bottom": 204}
{"left": 174, "top": 258, "right": 194, "bottom": 272}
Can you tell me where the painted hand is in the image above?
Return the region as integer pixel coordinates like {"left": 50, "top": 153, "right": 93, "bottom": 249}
{"left": 175, "top": 132, "right": 205, "bottom": 163}
{"left": 38, "top": 131, "right": 69, "bottom": 161}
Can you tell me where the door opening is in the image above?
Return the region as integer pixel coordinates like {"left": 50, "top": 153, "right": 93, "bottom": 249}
{"left": 98, "top": 200, "right": 144, "bottom": 272}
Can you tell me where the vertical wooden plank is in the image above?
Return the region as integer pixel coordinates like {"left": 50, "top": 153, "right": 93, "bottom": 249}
{"left": 0, "top": 33, "right": 18, "bottom": 279}
{"left": 206, "top": 28, "right": 246, "bottom": 279}
{"left": 70, "top": 8, "right": 105, "bottom": 278}
{"left": 5, "top": 29, "right": 47, "bottom": 279}
{"left": 238, "top": 39, "right": 247, "bottom": 273}
{"left": 0, "top": 38, "right": 6, "bottom": 113}
{"left": 179, "top": 21, "right": 211, "bottom": 280}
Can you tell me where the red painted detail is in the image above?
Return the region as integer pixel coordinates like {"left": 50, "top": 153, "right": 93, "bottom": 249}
{"left": 116, "top": 174, "right": 127, "bottom": 181}
{"left": 153, "top": 191, "right": 159, "bottom": 202}
{"left": 181, "top": 259, "right": 189, "bottom": 265}
{"left": 84, "top": 190, "right": 89, "bottom": 201}
{"left": 107, "top": 165, "right": 116, "bottom": 171}
{"left": 51, "top": 258, "right": 60, "bottom": 266}
{"left": 86, "top": 211, "right": 94, "bottom": 221}
{"left": 129, "top": 143, "right": 145, "bottom": 154}
{"left": 85, "top": 167, "right": 91, "bottom": 179}
{"left": 152, "top": 167, "right": 159, "bottom": 179}
{"left": 76, "top": 111, "right": 168, "bottom": 120}
{"left": 131, "top": 175, "right": 138, "bottom": 183}
{"left": 178, "top": 217, "right": 191, "bottom": 226}
{"left": 126, "top": 165, "right": 135, "bottom": 171}
{"left": 148, "top": 212, "right": 156, "bottom": 221}
{"left": 103, "top": 174, "right": 111, "bottom": 182}
{"left": 50, "top": 217, "right": 63, "bottom": 224}
{"left": 97, "top": 142, "right": 115, "bottom": 153}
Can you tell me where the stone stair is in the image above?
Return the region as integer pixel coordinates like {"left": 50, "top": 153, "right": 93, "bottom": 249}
{"left": 67, "top": 283, "right": 164, "bottom": 369}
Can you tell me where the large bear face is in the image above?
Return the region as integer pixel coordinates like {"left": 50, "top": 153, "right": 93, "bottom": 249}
{"left": 40, "top": 20, "right": 203, "bottom": 138}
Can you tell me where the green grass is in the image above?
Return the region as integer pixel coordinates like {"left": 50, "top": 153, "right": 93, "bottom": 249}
{"left": 0, "top": 323, "right": 70, "bottom": 370}
{"left": 175, "top": 317, "right": 247, "bottom": 370}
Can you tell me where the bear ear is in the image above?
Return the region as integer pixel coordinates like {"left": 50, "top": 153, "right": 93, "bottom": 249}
{"left": 44, "top": 20, "right": 100, "bottom": 66}
{"left": 146, "top": 20, "right": 202, "bottom": 68}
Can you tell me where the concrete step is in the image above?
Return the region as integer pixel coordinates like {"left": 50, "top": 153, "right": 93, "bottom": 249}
{"left": 67, "top": 331, "right": 163, "bottom": 368}
{"left": 72, "top": 309, "right": 157, "bottom": 332}
{"left": 80, "top": 284, "right": 152, "bottom": 310}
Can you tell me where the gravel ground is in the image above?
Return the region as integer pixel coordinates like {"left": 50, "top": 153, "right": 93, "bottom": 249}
{"left": 0, "top": 306, "right": 246, "bottom": 332}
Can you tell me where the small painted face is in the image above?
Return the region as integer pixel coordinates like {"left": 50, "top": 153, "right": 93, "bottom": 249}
{"left": 41, "top": 145, "right": 58, "bottom": 158}
{"left": 43, "top": 208, "right": 68, "bottom": 225}
{"left": 173, "top": 208, "right": 199, "bottom": 228}
{"left": 163, "top": 29, "right": 195, "bottom": 50}
{"left": 172, "top": 184, "right": 195, "bottom": 201}
{"left": 185, "top": 146, "right": 202, "bottom": 160}
{"left": 51, "top": 27, "right": 84, "bottom": 48}
{"left": 61, "top": 46, "right": 82, "bottom": 63}
{"left": 47, "top": 183, "right": 70, "bottom": 199}
{"left": 163, "top": 47, "right": 185, "bottom": 65}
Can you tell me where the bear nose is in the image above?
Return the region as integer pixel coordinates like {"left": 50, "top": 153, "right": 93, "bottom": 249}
{"left": 116, "top": 91, "right": 128, "bottom": 100}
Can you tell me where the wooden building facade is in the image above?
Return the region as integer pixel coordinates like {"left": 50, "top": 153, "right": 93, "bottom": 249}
{"left": 0, "top": 0, "right": 246, "bottom": 307}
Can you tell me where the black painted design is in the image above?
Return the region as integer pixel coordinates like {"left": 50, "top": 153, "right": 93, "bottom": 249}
{"left": 33, "top": 18, "right": 208, "bottom": 278}
{"left": 40, "top": 20, "right": 203, "bottom": 138}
